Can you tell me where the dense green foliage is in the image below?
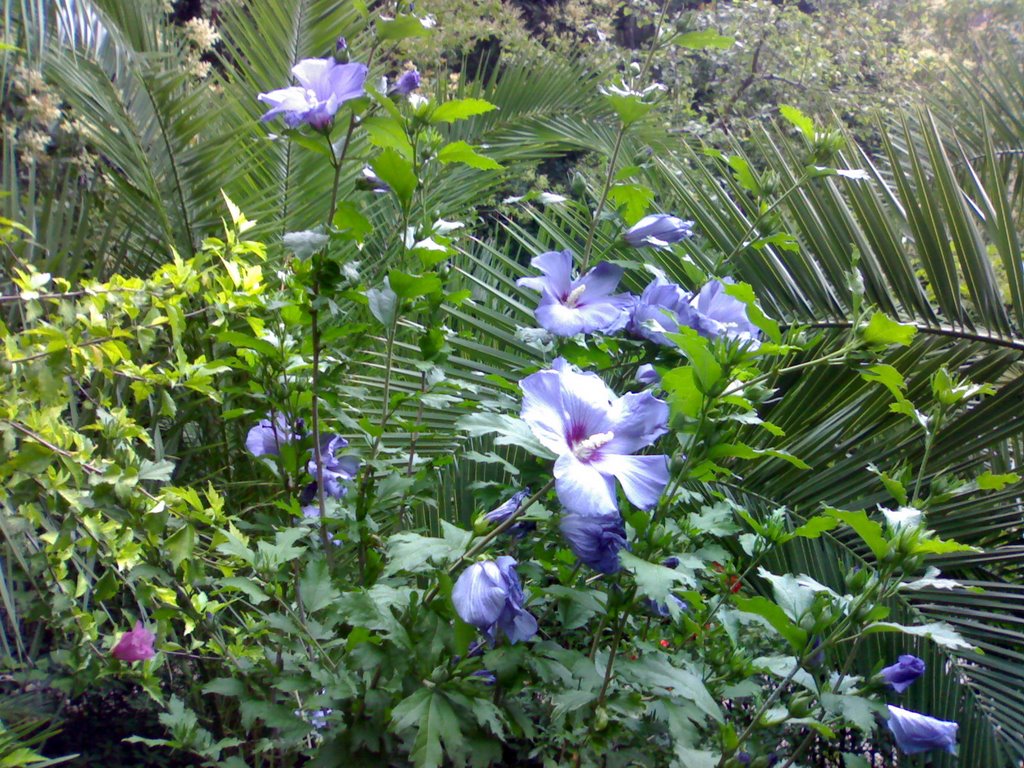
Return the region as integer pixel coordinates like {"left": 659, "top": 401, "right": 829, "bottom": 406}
{"left": 2, "top": 1, "right": 1024, "bottom": 767}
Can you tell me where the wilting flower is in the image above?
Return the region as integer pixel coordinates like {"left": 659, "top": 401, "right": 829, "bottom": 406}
{"left": 516, "top": 250, "right": 632, "bottom": 337}
{"left": 452, "top": 557, "right": 537, "bottom": 645}
{"left": 886, "top": 706, "right": 958, "bottom": 755}
{"left": 307, "top": 435, "right": 360, "bottom": 499}
{"left": 624, "top": 214, "right": 693, "bottom": 248}
{"left": 246, "top": 412, "right": 301, "bottom": 457}
{"left": 520, "top": 357, "right": 669, "bottom": 517}
{"left": 393, "top": 68, "right": 421, "bottom": 95}
{"left": 560, "top": 513, "right": 628, "bottom": 574}
{"left": 688, "top": 279, "right": 760, "bottom": 345}
{"left": 880, "top": 655, "right": 926, "bottom": 693}
{"left": 482, "top": 488, "right": 531, "bottom": 525}
{"left": 112, "top": 621, "right": 156, "bottom": 662}
{"left": 258, "top": 58, "right": 368, "bottom": 130}
{"left": 628, "top": 277, "right": 696, "bottom": 345}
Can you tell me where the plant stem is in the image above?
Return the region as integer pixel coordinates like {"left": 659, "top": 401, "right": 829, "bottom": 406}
{"left": 422, "top": 479, "right": 555, "bottom": 604}
{"left": 713, "top": 173, "right": 809, "bottom": 272}
{"left": 912, "top": 410, "right": 942, "bottom": 505}
{"left": 580, "top": 124, "right": 627, "bottom": 272}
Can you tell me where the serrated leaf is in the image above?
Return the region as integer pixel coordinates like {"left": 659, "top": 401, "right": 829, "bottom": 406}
{"left": 362, "top": 116, "right": 414, "bottom": 159}
{"left": 861, "top": 311, "right": 916, "bottom": 347}
{"left": 733, "top": 595, "right": 807, "bottom": 650}
{"left": 300, "top": 558, "right": 341, "bottom": 613}
{"left": 282, "top": 230, "right": 328, "bottom": 259}
{"left": 620, "top": 550, "right": 694, "bottom": 604}
{"left": 165, "top": 524, "right": 195, "bottom": 570}
{"left": 863, "top": 621, "right": 974, "bottom": 651}
{"left": 437, "top": 141, "right": 503, "bottom": 170}
{"left": 372, "top": 148, "right": 417, "bottom": 210}
{"left": 430, "top": 98, "right": 497, "bottom": 124}
{"left": 780, "top": 105, "right": 815, "bottom": 141}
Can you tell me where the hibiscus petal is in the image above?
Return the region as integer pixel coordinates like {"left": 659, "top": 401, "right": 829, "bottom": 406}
{"left": 574, "top": 300, "right": 630, "bottom": 334}
{"left": 577, "top": 261, "right": 625, "bottom": 299}
{"left": 520, "top": 369, "right": 572, "bottom": 454}
{"left": 605, "top": 391, "right": 669, "bottom": 453}
{"left": 451, "top": 562, "right": 507, "bottom": 628}
{"left": 535, "top": 300, "right": 587, "bottom": 336}
{"left": 291, "top": 58, "right": 333, "bottom": 88}
{"left": 325, "top": 62, "right": 368, "bottom": 102}
{"left": 532, "top": 250, "right": 573, "bottom": 291}
{"left": 590, "top": 453, "right": 669, "bottom": 510}
{"left": 554, "top": 453, "right": 618, "bottom": 516}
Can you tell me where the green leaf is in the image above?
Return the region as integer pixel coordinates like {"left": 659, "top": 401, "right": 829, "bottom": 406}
{"left": 216, "top": 576, "right": 269, "bottom": 605}
{"left": 661, "top": 366, "right": 703, "bottom": 419}
{"left": 607, "top": 183, "right": 655, "bottom": 223}
{"left": 791, "top": 515, "right": 838, "bottom": 540}
{"left": 672, "top": 30, "right": 734, "bottom": 49}
{"left": 391, "top": 689, "right": 463, "bottom": 768}
{"left": 620, "top": 550, "right": 694, "bottom": 604}
{"left": 430, "top": 98, "right": 497, "bottom": 124}
{"left": 332, "top": 202, "right": 373, "bottom": 242}
{"left": 665, "top": 327, "right": 723, "bottom": 393}
{"left": 861, "top": 311, "right": 917, "bottom": 347}
{"left": 217, "top": 330, "right": 280, "bottom": 359}
{"left": 377, "top": 15, "right": 433, "bottom": 41}
{"left": 372, "top": 149, "right": 417, "bottom": 210}
{"left": 619, "top": 654, "right": 722, "bottom": 721}
{"left": 362, "top": 116, "right": 414, "bottom": 159}
{"left": 436, "top": 141, "right": 504, "bottom": 170}
{"left": 458, "top": 412, "right": 556, "bottom": 460}
{"left": 384, "top": 525, "right": 471, "bottom": 576}
{"left": 300, "top": 559, "right": 340, "bottom": 613}
{"left": 388, "top": 270, "right": 442, "bottom": 299}
{"left": 820, "top": 693, "right": 886, "bottom": 732}
{"left": 780, "top": 105, "right": 815, "bottom": 141}
{"left": 707, "top": 442, "right": 810, "bottom": 470}
{"left": 825, "top": 508, "right": 888, "bottom": 560}
{"left": 722, "top": 281, "right": 781, "bottom": 342}
{"left": 166, "top": 524, "right": 195, "bottom": 570}
{"left": 604, "top": 93, "right": 653, "bottom": 126}
{"left": 976, "top": 471, "right": 1020, "bottom": 490}
{"left": 282, "top": 230, "right": 328, "bottom": 260}
{"left": 863, "top": 621, "right": 974, "bottom": 651}
{"left": 728, "top": 156, "right": 760, "bottom": 195}
{"left": 733, "top": 595, "right": 808, "bottom": 650}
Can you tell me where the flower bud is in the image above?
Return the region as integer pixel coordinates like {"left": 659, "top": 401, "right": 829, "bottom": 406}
{"left": 333, "top": 36, "right": 350, "bottom": 63}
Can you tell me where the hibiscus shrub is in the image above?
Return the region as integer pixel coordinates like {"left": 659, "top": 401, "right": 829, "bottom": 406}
{"left": 0, "top": 6, "right": 985, "bottom": 768}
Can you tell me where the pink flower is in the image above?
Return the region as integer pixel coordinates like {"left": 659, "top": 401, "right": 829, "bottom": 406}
{"left": 112, "top": 621, "right": 156, "bottom": 662}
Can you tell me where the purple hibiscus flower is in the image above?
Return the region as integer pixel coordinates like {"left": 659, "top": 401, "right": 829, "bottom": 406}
{"left": 246, "top": 412, "right": 301, "bottom": 457}
{"left": 307, "top": 435, "right": 360, "bottom": 499}
{"left": 880, "top": 655, "right": 926, "bottom": 693}
{"left": 111, "top": 621, "right": 156, "bottom": 662}
{"left": 886, "top": 706, "right": 958, "bottom": 755}
{"left": 689, "top": 279, "right": 760, "bottom": 345}
{"left": 452, "top": 557, "right": 537, "bottom": 645}
{"left": 392, "top": 68, "right": 421, "bottom": 95}
{"left": 520, "top": 357, "right": 669, "bottom": 517}
{"left": 560, "top": 513, "right": 628, "bottom": 574}
{"left": 516, "top": 250, "right": 632, "bottom": 337}
{"left": 482, "top": 488, "right": 531, "bottom": 525}
{"left": 628, "top": 277, "right": 698, "bottom": 346}
{"left": 258, "top": 58, "right": 368, "bottom": 130}
{"left": 624, "top": 214, "right": 693, "bottom": 248}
